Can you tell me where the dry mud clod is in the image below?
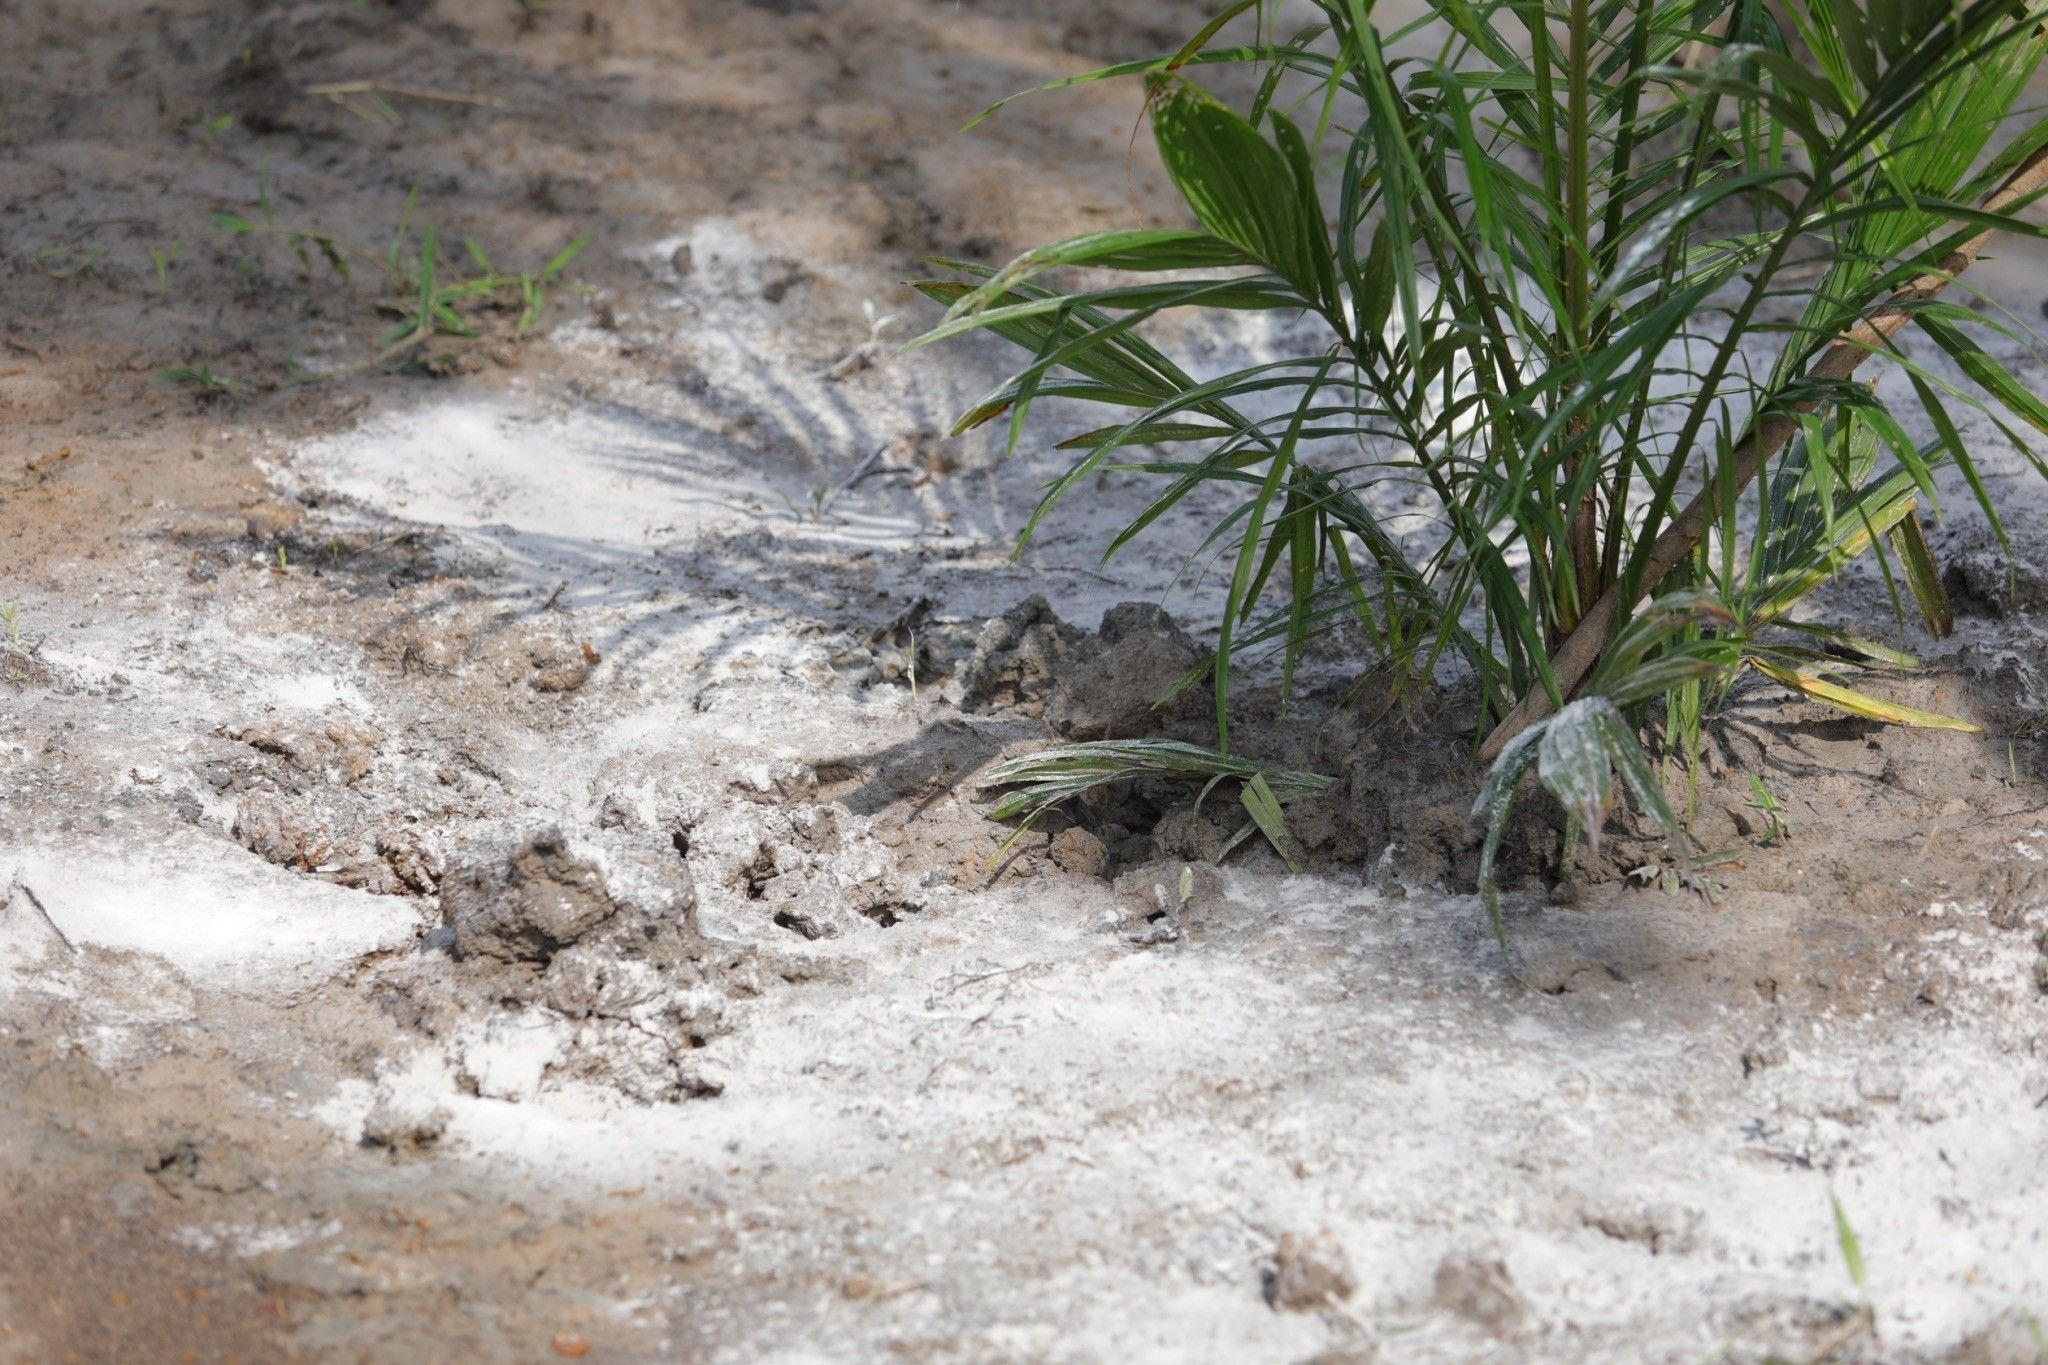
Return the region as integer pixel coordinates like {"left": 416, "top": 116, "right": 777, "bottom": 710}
{"left": 440, "top": 821, "right": 702, "bottom": 971}
{"left": 1265, "top": 1229, "right": 1360, "bottom": 1311}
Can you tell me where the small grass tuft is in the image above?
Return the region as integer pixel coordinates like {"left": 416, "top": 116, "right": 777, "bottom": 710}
{"left": 1745, "top": 774, "right": 1792, "bottom": 847}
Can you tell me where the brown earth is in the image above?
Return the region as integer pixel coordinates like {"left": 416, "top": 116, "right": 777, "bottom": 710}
{"left": 4, "top": 2, "right": 2048, "bottom": 1362}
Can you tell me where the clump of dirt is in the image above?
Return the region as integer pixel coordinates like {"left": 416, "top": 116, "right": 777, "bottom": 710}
{"left": 527, "top": 644, "right": 594, "bottom": 694}
{"left": 718, "top": 802, "right": 931, "bottom": 940}
{"left": 957, "top": 595, "right": 1209, "bottom": 738}
{"left": 0, "top": 640, "right": 55, "bottom": 691}
{"left": 957, "top": 593, "right": 1093, "bottom": 717}
{"left": 1434, "top": 1252, "right": 1527, "bottom": 1335}
{"left": 358, "top": 1099, "right": 450, "bottom": 1159}
{"left": 1047, "top": 825, "right": 1109, "bottom": 877}
{"left": 231, "top": 708, "right": 385, "bottom": 784}
{"left": 433, "top": 820, "right": 733, "bottom": 1082}
{"left": 440, "top": 821, "right": 699, "bottom": 972}
{"left": 343, "top": 822, "right": 739, "bottom": 1105}
{"left": 209, "top": 699, "right": 462, "bottom": 894}
{"left": 1265, "top": 1229, "right": 1360, "bottom": 1312}
{"left": 1045, "top": 601, "right": 1208, "bottom": 740}
{"left": 1942, "top": 531, "right": 2048, "bottom": 618}
{"left": 231, "top": 790, "right": 439, "bottom": 894}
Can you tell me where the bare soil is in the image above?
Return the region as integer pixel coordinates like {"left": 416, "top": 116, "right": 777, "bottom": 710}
{"left": 4, "top": 2, "right": 2047, "bottom": 1362}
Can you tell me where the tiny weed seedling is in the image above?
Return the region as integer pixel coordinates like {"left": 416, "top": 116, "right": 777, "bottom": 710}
{"left": 773, "top": 486, "right": 829, "bottom": 523}
{"left": 1745, "top": 774, "right": 1792, "bottom": 847}
{"left": 1735, "top": 1194, "right": 1879, "bottom": 1364}
{"left": 153, "top": 364, "right": 235, "bottom": 394}
{"left": 308, "top": 80, "right": 507, "bottom": 128}
{"left": 0, "top": 603, "right": 20, "bottom": 647}
{"left": 776, "top": 444, "right": 892, "bottom": 524}
{"left": 213, "top": 162, "right": 353, "bottom": 281}
{"left": 191, "top": 113, "right": 235, "bottom": 148}
{"left": 1818, "top": 1191, "right": 1880, "bottom": 1359}
{"left": 32, "top": 242, "right": 107, "bottom": 281}
{"left": 383, "top": 184, "right": 422, "bottom": 290}
{"left": 381, "top": 223, "right": 462, "bottom": 350}
{"left": 207, "top": 175, "right": 586, "bottom": 373}
{"left": 379, "top": 220, "right": 587, "bottom": 356}
{"left": 148, "top": 242, "right": 181, "bottom": 293}
{"left": 1831, "top": 1193, "right": 1869, "bottom": 1299}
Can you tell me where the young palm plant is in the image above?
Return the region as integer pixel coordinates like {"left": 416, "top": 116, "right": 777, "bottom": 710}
{"left": 917, "top": 0, "right": 2048, "bottom": 914}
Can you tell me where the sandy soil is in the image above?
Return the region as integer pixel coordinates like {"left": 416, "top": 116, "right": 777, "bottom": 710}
{"left": 4, "top": 2, "right": 2048, "bottom": 1361}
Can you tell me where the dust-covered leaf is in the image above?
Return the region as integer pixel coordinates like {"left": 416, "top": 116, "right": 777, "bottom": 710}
{"left": 1594, "top": 705, "right": 1677, "bottom": 834}
{"left": 1537, "top": 699, "right": 1619, "bottom": 853}
{"left": 1473, "top": 721, "right": 1547, "bottom": 953}
{"left": 1240, "top": 772, "right": 1307, "bottom": 872}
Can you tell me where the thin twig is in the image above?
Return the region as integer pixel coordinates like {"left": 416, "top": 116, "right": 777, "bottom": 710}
{"left": 1479, "top": 143, "right": 2048, "bottom": 763}
{"left": 927, "top": 960, "right": 1032, "bottom": 1004}
{"left": 829, "top": 444, "right": 889, "bottom": 502}
{"left": 10, "top": 876, "right": 77, "bottom": 955}
{"left": 306, "top": 80, "right": 506, "bottom": 108}
{"left": 823, "top": 301, "right": 900, "bottom": 380}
